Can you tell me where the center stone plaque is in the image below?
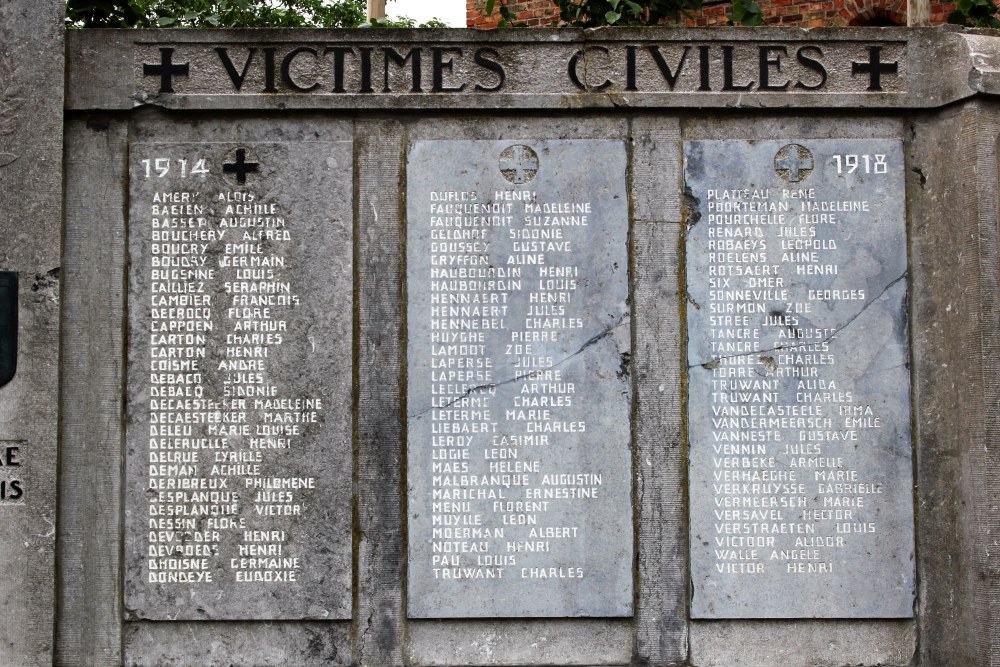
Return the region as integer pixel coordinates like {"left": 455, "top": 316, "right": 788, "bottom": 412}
{"left": 685, "top": 139, "right": 915, "bottom": 618}
{"left": 125, "top": 141, "right": 352, "bottom": 619}
{"left": 406, "top": 140, "right": 633, "bottom": 618}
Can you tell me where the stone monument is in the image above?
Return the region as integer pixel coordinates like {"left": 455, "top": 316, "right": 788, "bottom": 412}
{"left": 0, "top": 14, "right": 994, "bottom": 667}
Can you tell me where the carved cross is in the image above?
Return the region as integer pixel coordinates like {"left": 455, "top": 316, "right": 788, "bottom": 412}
{"left": 143, "top": 47, "right": 190, "bottom": 94}
{"left": 500, "top": 146, "right": 539, "bottom": 184}
{"left": 775, "top": 145, "right": 814, "bottom": 182}
{"left": 852, "top": 46, "right": 898, "bottom": 92}
{"left": 223, "top": 148, "right": 259, "bottom": 184}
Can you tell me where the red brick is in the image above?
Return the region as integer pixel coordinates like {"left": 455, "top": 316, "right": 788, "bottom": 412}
{"left": 465, "top": 0, "right": 960, "bottom": 28}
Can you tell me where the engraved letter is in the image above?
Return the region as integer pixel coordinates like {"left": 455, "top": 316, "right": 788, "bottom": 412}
{"left": 473, "top": 47, "right": 506, "bottom": 92}
{"left": 215, "top": 47, "right": 256, "bottom": 91}
{"left": 432, "top": 47, "right": 466, "bottom": 93}
{"left": 795, "top": 46, "right": 828, "bottom": 90}
{"left": 281, "top": 47, "right": 321, "bottom": 93}
{"left": 568, "top": 46, "right": 613, "bottom": 92}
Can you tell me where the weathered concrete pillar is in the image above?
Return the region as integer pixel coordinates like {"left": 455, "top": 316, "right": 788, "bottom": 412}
{"left": 0, "top": 2, "right": 64, "bottom": 665}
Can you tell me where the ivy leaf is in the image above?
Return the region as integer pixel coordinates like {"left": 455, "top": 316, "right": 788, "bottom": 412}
{"left": 609, "top": 0, "right": 621, "bottom": 9}
{"left": 485, "top": 0, "right": 496, "bottom": 15}
{"left": 623, "top": 0, "right": 643, "bottom": 12}
{"left": 606, "top": 10, "right": 622, "bottom": 22}
{"left": 728, "top": 0, "right": 764, "bottom": 25}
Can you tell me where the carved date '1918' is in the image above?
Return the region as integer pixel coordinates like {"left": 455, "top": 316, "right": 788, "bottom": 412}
{"left": 832, "top": 154, "right": 888, "bottom": 174}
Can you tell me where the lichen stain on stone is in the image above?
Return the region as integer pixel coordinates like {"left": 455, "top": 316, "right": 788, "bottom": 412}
{"left": 29, "top": 267, "right": 59, "bottom": 305}
{"left": 758, "top": 355, "right": 779, "bottom": 373}
{"left": 683, "top": 185, "right": 702, "bottom": 233}
{"left": 304, "top": 628, "right": 338, "bottom": 662}
{"left": 618, "top": 351, "right": 632, "bottom": 379}
{"left": 31, "top": 266, "right": 58, "bottom": 291}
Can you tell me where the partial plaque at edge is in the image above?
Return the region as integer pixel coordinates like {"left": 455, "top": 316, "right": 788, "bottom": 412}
{"left": 406, "top": 139, "right": 633, "bottom": 618}
{"left": 685, "top": 138, "right": 915, "bottom": 618}
{"left": 125, "top": 141, "right": 353, "bottom": 620}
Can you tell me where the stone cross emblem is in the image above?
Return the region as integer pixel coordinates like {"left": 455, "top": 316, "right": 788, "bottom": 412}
{"left": 774, "top": 144, "right": 814, "bottom": 183}
{"left": 500, "top": 145, "right": 539, "bottom": 184}
{"left": 852, "top": 46, "right": 899, "bottom": 92}
{"left": 142, "top": 47, "right": 190, "bottom": 94}
{"left": 223, "top": 148, "right": 260, "bottom": 184}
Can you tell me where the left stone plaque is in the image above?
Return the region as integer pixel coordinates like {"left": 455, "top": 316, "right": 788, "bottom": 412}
{"left": 125, "top": 142, "right": 353, "bottom": 620}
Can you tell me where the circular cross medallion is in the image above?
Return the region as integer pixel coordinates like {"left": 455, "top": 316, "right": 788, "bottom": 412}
{"left": 774, "top": 144, "right": 814, "bottom": 183}
{"left": 499, "top": 145, "right": 539, "bottom": 184}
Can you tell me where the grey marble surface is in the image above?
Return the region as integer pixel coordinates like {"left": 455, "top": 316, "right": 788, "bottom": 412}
{"left": 406, "top": 139, "right": 633, "bottom": 618}
{"left": 124, "top": 141, "right": 353, "bottom": 620}
{"left": 685, "top": 139, "right": 914, "bottom": 618}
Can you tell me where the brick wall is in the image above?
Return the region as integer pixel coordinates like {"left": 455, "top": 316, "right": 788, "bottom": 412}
{"left": 466, "top": 0, "right": 959, "bottom": 27}
{"left": 467, "top": 0, "right": 562, "bottom": 27}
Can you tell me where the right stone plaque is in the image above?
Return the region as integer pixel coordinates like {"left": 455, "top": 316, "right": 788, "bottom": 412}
{"left": 685, "top": 139, "right": 915, "bottom": 619}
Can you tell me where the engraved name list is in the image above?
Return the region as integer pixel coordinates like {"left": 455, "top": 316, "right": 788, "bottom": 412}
{"left": 685, "top": 139, "right": 915, "bottom": 619}
{"left": 406, "top": 140, "right": 633, "bottom": 618}
{"left": 124, "top": 141, "right": 353, "bottom": 620}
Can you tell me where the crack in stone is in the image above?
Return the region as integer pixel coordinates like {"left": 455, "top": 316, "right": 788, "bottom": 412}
{"left": 409, "top": 313, "right": 629, "bottom": 419}
{"left": 358, "top": 542, "right": 377, "bottom": 663}
{"left": 359, "top": 606, "right": 375, "bottom": 655}
{"left": 687, "top": 271, "right": 907, "bottom": 371}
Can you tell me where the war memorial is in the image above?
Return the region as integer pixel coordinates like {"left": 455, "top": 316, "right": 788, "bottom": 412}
{"left": 0, "top": 2, "right": 998, "bottom": 665}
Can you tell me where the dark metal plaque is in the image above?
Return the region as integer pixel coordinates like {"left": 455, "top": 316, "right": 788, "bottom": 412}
{"left": 0, "top": 272, "right": 17, "bottom": 388}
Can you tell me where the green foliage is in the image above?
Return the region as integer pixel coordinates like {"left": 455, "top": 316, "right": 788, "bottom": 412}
{"left": 486, "top": 0, "right": 775, "bottom": 26}
{"left": 727, "top": 0, "right": 764, "bottom": 25}
{"left": 488, "top": 0, "right": 705, "bottom": 27}
{"left": 65, "top": 0, "right": 444, "bottom": 28}
{"left": 368, "top": 15, "right": 449, "bottom": 28}
{"left": 485, "top": 0, "right": 521, "bottom": 25}
{"left": 948, "top": 0, "right": 1000, "bottom": 28}
{"left": 560, "top": 0, "right": 705, "bottom": 25}
{"left": 66, "top": 0, "right": 145, "bottom": 26}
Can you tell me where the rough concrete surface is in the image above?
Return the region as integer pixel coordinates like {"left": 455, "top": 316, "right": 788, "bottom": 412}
{"left": 0, "top": 2, "right": 63, "bottom": 665}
